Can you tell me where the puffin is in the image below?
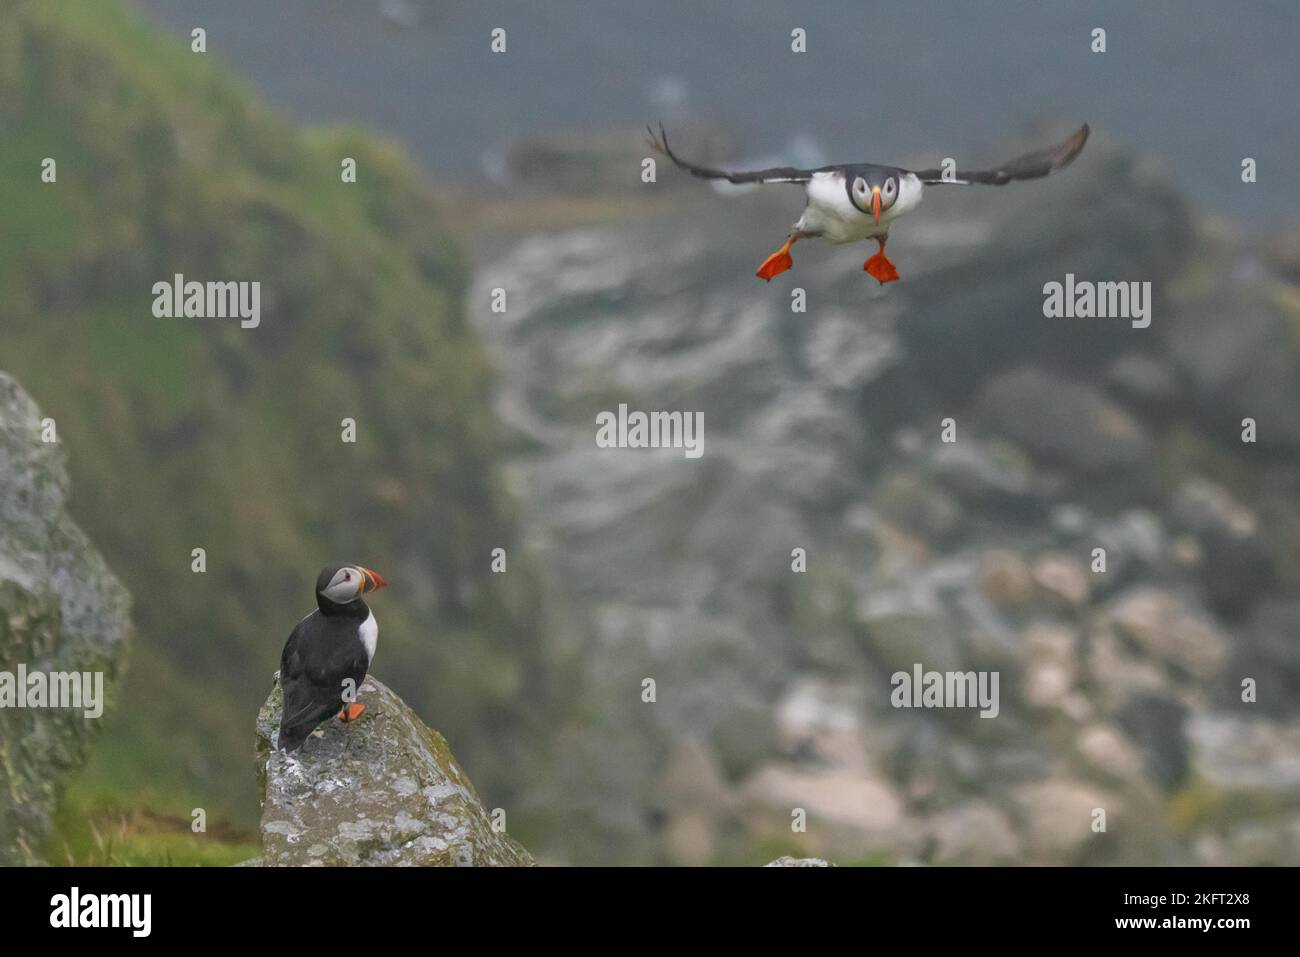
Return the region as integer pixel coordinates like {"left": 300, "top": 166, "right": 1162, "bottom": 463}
{"left": 277, "top": 564, "right": 387, "bottom": 752}
{"left": 647, "top": 122, "right": 1089, "bottom": 284}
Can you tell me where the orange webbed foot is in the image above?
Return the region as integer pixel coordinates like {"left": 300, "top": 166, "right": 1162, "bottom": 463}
{"left": 756, "top": 236, "right": 797, "bottom": 281}
{"left": 756, "top": 249, "right": 793, "bottom": 282}
{"left": 864, "top": 252, "right": 900, "bottom": 285}
{"left": 338, "top": 702, "right": 366, "bottom": 722}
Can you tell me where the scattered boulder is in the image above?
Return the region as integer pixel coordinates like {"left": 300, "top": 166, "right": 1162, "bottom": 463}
{"left": 774, "top": 678, "right": 872, "bottom": 773}
{"left": 977, "top": 550, "right": 1034, "bottom": 610}
{"left": 1031, "top": 552, "right": 1091, "bottom": 608}
{"left": 1229, "top": 600, "right": 1300, "bottom": 717}
{"left": 655, "top": 737, "right": 732, "bottom": 865}
{"left": 976, "top": 368, "right": 1154, "bottom": 477}
{"left": 0, "top": 373, "right": 133, "bottom": 864}
{"left": 1115, "top": 692, "right": 1191, "bottom": 791}
{"left": 740, "top": 763, "right": 917, "bottom": 861}
{"left": 1106, "top": 587, "right": 1229, "bottom": 680}
{"left": 1075, "top": 724, "right": 1147, "bottom": 785}
{"left": 1171, "top": 479, "right": 1273, "bottom": 614}
{"left": 1011, "top": 778, "right": 1119, "bottom": 864}
{"left": 1165, "top": 273, "right": 1300, "bottom": 453}
{"left": 1187, "top": 714, "right": 1300, "bottom": 797}
{"left": 255, "top": 674, "right": 534, "bottom": 866}
{"left": 927, "top": 801, "right": 1021, "bottom": 865}
{"left": 928, "top": 438, "right": 1044, "bottom": 519}
{"left": 1022, "top": 623, "right": 1079, "bottom": 711}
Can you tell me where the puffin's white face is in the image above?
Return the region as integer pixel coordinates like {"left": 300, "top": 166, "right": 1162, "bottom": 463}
{"left": 851, "top": 173, "right": 900, "bottom": 224}
{"left": 879, "top": 175, "right": 899, "bottom": 209}
{"left": 320, "top": 566, "right": 387, "bottom": 604}
{"left": 851, "top": 176, "right": 871, "bottom": 210}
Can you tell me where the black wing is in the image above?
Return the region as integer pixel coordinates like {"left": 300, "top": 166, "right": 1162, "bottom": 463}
{"left": 278, "top": 616, "right": 369, "bottom": 751}
{"left": 647, "top": 123, "right": 817, "bottom": 185}
{"left": 911, "top": 124, "right": 1090, "bottom": 186}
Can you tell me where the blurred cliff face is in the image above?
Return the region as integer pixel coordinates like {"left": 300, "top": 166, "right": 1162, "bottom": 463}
{"left": 2, "top": 0, "right": 1297, "bottom": 865}
{"left": 462, "top": 125, "right": 1300, "bottom": 864}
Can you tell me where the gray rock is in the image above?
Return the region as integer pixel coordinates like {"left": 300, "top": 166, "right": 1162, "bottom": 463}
{"left": 928, "top": 437, "right": 1044, "bottom": 518}
{"left": 1115, "top": 692, "right": 1191, "bottom": 792}
{"left": 1087, "top": 509, "right": 1168, "bottom": 591}
{"left": 255, "top": 674, "right": 534, "bottom": 866}
{"left": 1104, "top": 352, "right": 1181, "bottom": 407}
{"left": 976, "top": 549, "right": 1034, "bottom": 610}
{"left": 1187, "top": 714, "right": 1300, "bottom": 797}
{"left": 1165, "top": 269, "right": 1300, "bottom": 452}
{"left": 0, "top": 373, "right": 133, "bottom": 864}
{"left": 739, "top": 762, "right": 918, "bottom": 861}
{"left": 1229, "top": 601, "right": 1300, "bottom": 718}
{"left": 1031, "top": 552, "right": 1091, "bottom": 608}
{"left": 764, "top": 856, "right": 831, "bottom": 867}
{"left": 1105, "top": 587, "right": 1229, "bottom": 680}
{"left": 1171, "top": 479, "right": 1273, "bottom": 614}
{"left": 976, "top": 367, "right": 1154, "bottom": 477}
{"left": 890, "top": 137, "right": 1190, "bottom": 394}
{"left": 858, "top": 582, "right": 964, "bottom": 676}
{"left": 927, "top": 801, "right": 1021, "bottom": 865}
{"left": 1011, "top": 778, "right": 1120, "bottom": 864}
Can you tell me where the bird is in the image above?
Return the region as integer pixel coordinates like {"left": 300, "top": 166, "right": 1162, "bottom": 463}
{"left": 277, "top": 564, "right": 388, "bottom": 752}
{"left": 647, "top": 122, "right": 1090, "bottom": 284}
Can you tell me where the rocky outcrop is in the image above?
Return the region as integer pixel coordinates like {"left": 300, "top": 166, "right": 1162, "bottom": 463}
{"left": 765, "top": 857, "right": 831, "bottom": 867}
{"left": 0, "top": 373, "right": 133, "bottom": 863}
{"left": 255, "top": 675, "right": 533, "bottom": 866}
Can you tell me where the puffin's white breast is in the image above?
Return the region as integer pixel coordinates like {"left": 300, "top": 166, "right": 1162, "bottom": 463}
{"left": 359, "top": 610, "right": 378, "bottom": 663}
{"left": 800, "top": 171, "right": 863, "bottom": 243}
{"left": 797, "top": 170, "right": 924, "bottom": 244}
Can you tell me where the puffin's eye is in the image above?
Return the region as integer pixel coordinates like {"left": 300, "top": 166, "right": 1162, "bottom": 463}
{"left": 342, "top": 571, "right": 351, "bottom": 581}
{"left": 853, "top": 177, "right": 867, "bottom": 195}
{"left": 884, "top": 178, "right": 897, "bottom": 197}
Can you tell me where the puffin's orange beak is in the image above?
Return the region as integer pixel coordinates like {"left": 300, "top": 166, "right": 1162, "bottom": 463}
{"left": 358, "top": 567, "right": 387, "bottom": 593}
{"left": 871, "top": 186, "right": 881, "bottom": 225}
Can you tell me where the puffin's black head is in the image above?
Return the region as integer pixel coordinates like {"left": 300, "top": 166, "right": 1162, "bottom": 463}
{"left": 846, "top": 166, "right": 903, "bottom": 224}
{"left": 315, "top": 564, "right": 387, "bottom": 610}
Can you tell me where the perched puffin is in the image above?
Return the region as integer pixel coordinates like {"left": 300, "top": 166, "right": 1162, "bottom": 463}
{"left": 647, "top": 123, "right": 1089, "bottom": 284}
{"left": 277, "top": 564, "right": 387, "bottom": 752}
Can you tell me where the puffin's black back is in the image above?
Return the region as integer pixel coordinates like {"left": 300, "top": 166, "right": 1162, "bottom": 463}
{"left": 277, "top": 568, "right": 373, "bottom": 752}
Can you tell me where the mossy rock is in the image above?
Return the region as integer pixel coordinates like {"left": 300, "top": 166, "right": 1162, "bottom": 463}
{"left": 255, "top": 674, "right": 533, "bottom": 866}
{"left": 0, "top": 372, "right": 133, "bottom": 864}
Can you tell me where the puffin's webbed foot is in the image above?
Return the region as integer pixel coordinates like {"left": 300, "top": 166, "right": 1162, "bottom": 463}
{"left": 338, "top": 702, "right": 366, "bottom": 722}
{"left": 864, "top": 250, "right": 900, "bottom": 284}
{"left": 756, "top": 234, "right": 797, "bottom": 281}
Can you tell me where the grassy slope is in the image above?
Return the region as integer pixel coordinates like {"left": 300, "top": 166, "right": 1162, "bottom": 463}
{"left": 0, "top": 0, "right": 565, "bottom": 862}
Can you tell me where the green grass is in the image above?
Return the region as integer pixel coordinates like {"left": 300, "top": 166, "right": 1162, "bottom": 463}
{"left": 47, "top": 783, "right": 259, "bottom": 867}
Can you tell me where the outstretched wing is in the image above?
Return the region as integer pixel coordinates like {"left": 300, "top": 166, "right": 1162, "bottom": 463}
{"left": 910, "top": 124, "right": 1090, "bottom": 186}
{"left": 647, "top": 123, "right": 817, "bottom": 185}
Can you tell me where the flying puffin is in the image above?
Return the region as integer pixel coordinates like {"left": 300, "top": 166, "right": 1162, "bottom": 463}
{"left": 277, "top": 564, "right": 387, "bottom": 752}
{"left": 647, "top": 123, "right": 1089, "bottom": 284}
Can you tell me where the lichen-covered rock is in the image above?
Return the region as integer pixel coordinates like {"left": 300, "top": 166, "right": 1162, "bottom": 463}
{"left": 0, "top": 372, "right": 133, "bottom": 864}
{"left": 765, "top": 857, "right": 831, "bottom": 867}
{"left": 255, "top": 674, "right": 534, "bottom": 866}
